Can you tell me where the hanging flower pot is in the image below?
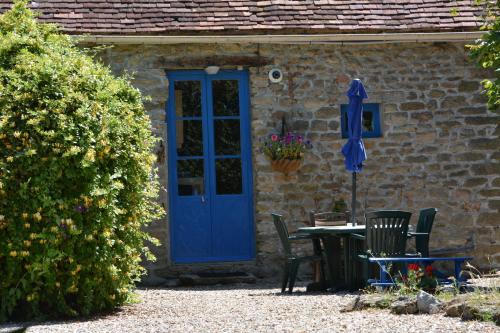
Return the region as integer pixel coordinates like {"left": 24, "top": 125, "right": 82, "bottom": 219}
{"left": 260, "top": 131, "right": 311, "bottom": 175}
{"left": 270, "top": 158, "right": 302, "bottom": 174}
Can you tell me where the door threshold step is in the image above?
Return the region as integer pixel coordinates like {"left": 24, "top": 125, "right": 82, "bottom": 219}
{"left": 179, "top": 272, "right": 256, "bottom": 286}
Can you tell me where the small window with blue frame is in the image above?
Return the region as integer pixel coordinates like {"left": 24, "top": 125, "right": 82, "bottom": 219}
{"left": 340, "top": 103, "right": 382, "bottom": 139}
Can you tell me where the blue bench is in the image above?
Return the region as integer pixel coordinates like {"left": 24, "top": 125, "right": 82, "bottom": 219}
{"left": 367, "top": 257, "right": 473, "bottom": 287}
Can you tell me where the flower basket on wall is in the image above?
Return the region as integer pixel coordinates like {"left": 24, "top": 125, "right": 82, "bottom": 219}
{"left": 261, "top": 132, "right": 311, "bottom": 175}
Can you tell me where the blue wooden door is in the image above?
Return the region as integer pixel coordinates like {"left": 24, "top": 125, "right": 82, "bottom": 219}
{"left": 167, "top": 70, "right": 255, "bottom": 263}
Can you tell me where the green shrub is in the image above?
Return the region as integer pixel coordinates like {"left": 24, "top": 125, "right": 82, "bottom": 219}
{"left": 0, "top": 1, "right": 163, "bottom": 321}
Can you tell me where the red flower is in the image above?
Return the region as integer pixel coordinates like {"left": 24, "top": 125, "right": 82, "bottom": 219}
{"left": 408, "top": 263, "right": 420, "bottom": 271}
{"left": 425, "top": 265, "right": 433, "bottom": 276}
{"left": 271, "top": 134, "right": 279, "bottom": 142}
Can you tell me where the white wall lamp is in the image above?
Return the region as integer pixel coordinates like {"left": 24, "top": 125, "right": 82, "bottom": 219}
{"left": 204, "top": 65, "right": 220, "bottom": 75}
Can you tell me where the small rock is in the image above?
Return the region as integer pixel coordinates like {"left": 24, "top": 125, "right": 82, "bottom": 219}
{"left": 493, "top": 311, "right": 500, "bottom": 326}
{"left": 417, "top": 290, "right": 442, "bottom": 314}
{"left": 390, "top": 297, "right": 418, "bottom": 315}
{"left": 429, "top": 304, "right": 441, "bottom": 314}
{"left": 461, "top": 304, "right": 480, "bottom": 321}
{"left": 436, "top": 284, "right": 457, "bottom": 294}
{"left": 341, "top": 294, "right": 391, "bottom": 312}
{"left": 445, "top": 301, "right": 480, "bottom": 321}
{"left": 446, "top": 302, "right": 465, "bottom": 318}
{"left": 341, "top": 296, "right": 360, "bottom": 312}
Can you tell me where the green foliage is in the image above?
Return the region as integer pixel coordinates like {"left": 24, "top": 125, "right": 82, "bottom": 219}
{"left": 332, "top": 198, "right": 347, "bottom": 213}
{"left": 395, "top": 264, "right": 437, "bottom": 295}
{"left": 261, "top": 132, "right": 311, "bottom": 161}
{"left": 0, "top": 1, "right": 163, "bottom": 321}
{"left": 468, "top": 0, "right": 500, "bottom": 111}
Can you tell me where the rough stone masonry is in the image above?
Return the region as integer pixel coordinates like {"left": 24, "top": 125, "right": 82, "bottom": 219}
{"left": 99, "top": 41, "right": 499, "bottom": 284}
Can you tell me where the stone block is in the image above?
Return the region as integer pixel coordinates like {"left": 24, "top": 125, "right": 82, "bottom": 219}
{"left": 441, "top": 96, "right": 466, "bottom": 109}
{"left": 471, "top": 163, "right": 500, "bottom": 176}
{"left": 477, "top": 212, "right": 500, "bottom": 227}
{"left": 400, "top": 102, "right": 425, "bottom": 111}
{"left": 458, "top": 80, "right": 479, "bottom": 92}
{"left": 328, "top": 120, "right": 340, "bottom": 131}
{"left": 493, "top": 178, "right": 500, "bottom": 187}
{"left": 293, "top": 120, "right": 309, "bottom": 131}
{"left": 478, "top": 189, "right": 500, "bottom": 197}
{"left": 457, "top": 106, "right": 488, "bottom": 115}
{"left": 311, "top": 120, "right": 328, "bottom": 131}
{"left": 411, "top": 111, "right": 433, "bottom": 122}
{"left": 449, "top": 170, "right": 469, "bottom": 178}
{"left": 384, "top": 104, "right": 398, "bottom": 113}
{"left": 465, "top": 116, "right": 500, "bottom": 126}
{"left": 429, "top": 89, "right": 446, "bottom": 98}
{"left": 405, "top": 155, "right": 429, "bottom": 163}
{"left": 469, "top": 138, "right": 500, "bottom": 150}
{"left": 454, "top": 152, "right": 486, "bottom": 161}
{"left": 463, "top": 178, "right": 488, "bottom": 187}
{"left": 387, "top": 112, "right": 408, "bottom": 126}
{"left": 315, "top": 107, "right": 336, "bottom": 119}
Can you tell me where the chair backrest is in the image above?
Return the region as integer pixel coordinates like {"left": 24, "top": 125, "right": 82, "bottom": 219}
{"left": 365, "top": 210, "right": 412, "bottom": 257}
{"left": 415, "top": 208, "right": 437, "bottom": 257}
{"left": 271, "top": 213, "right": 291, "bottom": 255}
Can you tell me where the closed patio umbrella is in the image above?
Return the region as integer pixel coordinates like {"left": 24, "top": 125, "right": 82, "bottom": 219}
{"left": 341, "top": 79, "right": 368, "bottom": 225}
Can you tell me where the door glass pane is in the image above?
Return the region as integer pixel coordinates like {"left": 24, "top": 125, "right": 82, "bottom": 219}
{"left": 178, "top": 159, "right": 204, "bottom": 196}
{"left": 174, "top": 81, "right": 201, "bottom": 117}
{"left": 212, "top": 80, "right": 240, "bottom": 116}
{"left": 215, "top": 158, "right": 242, "bottom": 195}
{"left": 214, "top": 119, "right": 240, "bottom": 155}
{"left": 176, "top": 120, "right": 203, "bottom": 156}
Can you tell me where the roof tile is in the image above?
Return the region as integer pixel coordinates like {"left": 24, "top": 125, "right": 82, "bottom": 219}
{"left": 0, "top": 0, "right": 484, "bottom": 35}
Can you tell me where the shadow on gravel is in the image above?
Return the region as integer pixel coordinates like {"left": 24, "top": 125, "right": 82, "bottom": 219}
{"left": 0, "top": 304, "right": 130, "bottom": 332}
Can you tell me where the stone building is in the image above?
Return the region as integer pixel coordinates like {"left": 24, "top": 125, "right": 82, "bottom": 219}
{"left": 1, "top": 1, "right": 498, "bottom": 283}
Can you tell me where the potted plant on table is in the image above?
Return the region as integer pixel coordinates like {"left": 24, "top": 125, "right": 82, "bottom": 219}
{"left": 261, "top": 132, "right": 311, "bottom": 175}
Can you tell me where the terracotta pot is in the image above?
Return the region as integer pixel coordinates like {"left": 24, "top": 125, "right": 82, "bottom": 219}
{"left": 270, "top": 159, "right": 302, "bottom": 174}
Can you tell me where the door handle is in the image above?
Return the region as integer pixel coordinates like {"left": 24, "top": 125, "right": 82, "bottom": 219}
{"left": 201, "top": 195, "right": 206, "bottom": 203}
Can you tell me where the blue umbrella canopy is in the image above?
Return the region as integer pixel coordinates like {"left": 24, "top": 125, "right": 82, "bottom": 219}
{"left": 341, "top": 79, "right": 368, "bottom": 172}
{"left": 341, "top": 79, "right": 368, "bottom": 225}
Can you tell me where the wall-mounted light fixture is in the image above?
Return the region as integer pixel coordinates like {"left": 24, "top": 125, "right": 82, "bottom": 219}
{"left": 204, "top": 65, "right": 220, "bottom": 75}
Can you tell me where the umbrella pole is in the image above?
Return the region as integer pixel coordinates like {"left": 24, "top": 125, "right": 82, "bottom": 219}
{"left": 351, "top": 172, "right": 356, "bottom": 225}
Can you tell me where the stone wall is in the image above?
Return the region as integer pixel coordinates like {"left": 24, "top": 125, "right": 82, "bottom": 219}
{"left": 99, "top": 41, "right": 499, "bottom": 283}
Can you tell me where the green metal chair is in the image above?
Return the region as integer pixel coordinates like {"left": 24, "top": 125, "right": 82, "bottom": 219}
{"left": 272, "top": 213, "right": 325, "bottom": 293}
{"left": 409, "top": 208, "right": 438, "bottom": 257}
{"left": 351, "top": 210, "right": 412, "bottom": 286}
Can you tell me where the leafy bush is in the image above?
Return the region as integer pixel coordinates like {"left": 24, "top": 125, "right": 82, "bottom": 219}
{"left": 0, "top": 1, "right": 163, "bottom": 321}
{"left": 468, "top": 0, "right": 499, "bottom": 111}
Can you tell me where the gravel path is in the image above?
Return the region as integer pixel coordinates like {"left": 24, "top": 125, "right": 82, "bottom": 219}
{"left": 2, "top": 284, "right": 499, "bottom": 333}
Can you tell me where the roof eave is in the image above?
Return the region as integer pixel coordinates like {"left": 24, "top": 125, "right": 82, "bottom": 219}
{"left": 75, "top": 31, "right": 485, "bottom": 45}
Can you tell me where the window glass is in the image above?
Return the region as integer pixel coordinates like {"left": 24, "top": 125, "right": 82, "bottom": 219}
{"left": 177, "top": 159, "right": 204, "bottom": 196}
{"left": 215, "top": 158, "right": 242, "bottom": 195}
{"left": 212, "top": 80, "right": 240, "bottom": 116}
{"left": 174, "top": 81, "right": 202, "bottom": 117}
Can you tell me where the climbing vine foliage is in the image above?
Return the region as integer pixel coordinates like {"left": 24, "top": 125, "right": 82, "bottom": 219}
{"left": 0, "top": 1, "right": 163, "bottom": 321}
{"left": 469, "top": 0, "right": 500, "bottom": 111}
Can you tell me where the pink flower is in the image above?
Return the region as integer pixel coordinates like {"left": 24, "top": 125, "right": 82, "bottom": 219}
{"left": 271, "top": 134, "right": 279, "bottom": 142}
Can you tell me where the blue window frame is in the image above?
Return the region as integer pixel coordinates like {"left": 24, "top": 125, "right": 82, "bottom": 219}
{"left": 340, "top": 103, "right": 382, "bottom": 139}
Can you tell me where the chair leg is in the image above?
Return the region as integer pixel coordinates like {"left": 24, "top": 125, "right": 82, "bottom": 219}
{"left": 363, "top": 260, "right": 370, "bottom": 287}
{"left": 288, "top": 260, "right": 300, "bottom": 293}
{"left": 318, "top": 258, "right": 326, "bottom": 287}
{"left": 281, "top": 262, "right": 290, "bottom": 293}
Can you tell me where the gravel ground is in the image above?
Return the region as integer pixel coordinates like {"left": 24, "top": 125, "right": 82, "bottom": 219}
{"left": 2, "top": 283, "right": 499, "bottom": 333}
